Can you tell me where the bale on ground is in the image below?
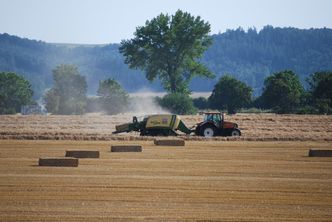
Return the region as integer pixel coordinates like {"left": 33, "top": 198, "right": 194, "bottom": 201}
{"left": 111, "top": 145, "right": 142, "bottom": 152}
{"left": 65, "top": 150, "right": 100, "bottom": 158}
{"left": 38, "top": 157, "right": 79, "bottom": 167}
{"left": 154, "top": 139, "right": 185, "bottom": 146}
{"left": 308, "top": 149, "right": 332, "bottom": 157}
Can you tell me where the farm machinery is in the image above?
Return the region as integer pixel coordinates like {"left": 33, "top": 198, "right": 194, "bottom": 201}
{"left": 113, "top": 112, "right": 241, "bottom": 137}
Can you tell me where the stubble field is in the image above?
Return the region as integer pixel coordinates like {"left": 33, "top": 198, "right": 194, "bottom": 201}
{"left": 0, "top": 113, "right": 331, "bottom": 141}
{"left": 0, "top": 114, "right": 331, "bottom": 221}
{"left": 0, "top": 140, "right": 331, "bottom": 221}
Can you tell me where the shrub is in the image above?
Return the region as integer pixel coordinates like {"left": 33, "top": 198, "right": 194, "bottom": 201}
{"left": 157, "top": 93, "right": 197, "bottom": 114}
{"left": 192, "top": 97, "right": 209, "bottom": 110}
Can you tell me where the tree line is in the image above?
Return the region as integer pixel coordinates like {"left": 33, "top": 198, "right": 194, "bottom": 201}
{"left": 155, "top": 70, "right": 332, "bottom": 115}
{"left": 1, "top": 67, "right": 331, "bottom": 115}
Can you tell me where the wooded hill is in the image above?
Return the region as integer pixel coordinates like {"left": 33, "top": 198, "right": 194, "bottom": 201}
{"left": 1, "top": 26, "right": 331, "bottom": 98}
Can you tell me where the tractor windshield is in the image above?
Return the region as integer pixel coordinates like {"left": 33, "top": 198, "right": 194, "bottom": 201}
{"left": 204, "top": 113, "right": 222, "bottom": 126}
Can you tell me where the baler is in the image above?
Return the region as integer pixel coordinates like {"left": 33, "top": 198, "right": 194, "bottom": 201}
{"left": 112, "top": 114, "right": 193, "bottom": 136}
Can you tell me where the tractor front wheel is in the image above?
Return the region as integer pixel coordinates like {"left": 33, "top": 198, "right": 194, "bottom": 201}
{"left": 200, "top": 125, "right": 216, "bottom": 137}
{"left": 230, "top": 129, "right": 241, "bottom": 136}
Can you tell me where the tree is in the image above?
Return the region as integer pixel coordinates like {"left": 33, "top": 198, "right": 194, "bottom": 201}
{"left": 0, "top": 72, "right": 34, "bottom": 114}
{"left": 157, "top": 93, "right": 197, "bottom": 115}
{"left": 119, "top": 10, "right": 214, "bottom": 94}
{"left": 209, "top": 75, "right": 252, "bottom": 114}
{"left": 260, "top": 70, "right": 304, "bottom": 113}
{"left": 44, "top": 64, "right": 87, "bottom": 114}
{"left": 97, "top": 78, "right": 129, "bottom": 115}
{"left": 307, "top": 71, "right": 332, "bottom": 114}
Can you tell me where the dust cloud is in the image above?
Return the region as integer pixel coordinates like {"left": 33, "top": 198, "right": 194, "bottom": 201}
{"left": 128, "top": 88, "right": 170, "bottom": 115}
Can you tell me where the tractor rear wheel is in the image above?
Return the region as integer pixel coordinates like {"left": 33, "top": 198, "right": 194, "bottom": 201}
{"left": 200, "top": 125, "right": 216, "bottom": 137}
{"left": 230, "top": 129, "right": 241, "bottom": 136}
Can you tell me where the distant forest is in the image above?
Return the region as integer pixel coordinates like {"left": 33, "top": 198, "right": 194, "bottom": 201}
{"left": 1, "top": 26, "right": 332, "bottom": 99}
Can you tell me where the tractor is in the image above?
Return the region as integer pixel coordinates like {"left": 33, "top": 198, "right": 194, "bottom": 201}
{"left": 194, "top": 112, "right": 241, "bottom": 137}
{"left": 112, "top": 112, "right": 241, "bottom": 137}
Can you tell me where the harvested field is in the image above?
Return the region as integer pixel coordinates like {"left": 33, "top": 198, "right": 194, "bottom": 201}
{"left": 0, "top": 140, "right": 331, "bottom": 221}
{"left": 0, "top": 113, "right": 331, "bottom": 141}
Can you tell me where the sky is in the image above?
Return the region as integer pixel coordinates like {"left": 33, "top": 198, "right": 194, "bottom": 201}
{"left": 1, "top": 0, "right": 331, "bottom": 44}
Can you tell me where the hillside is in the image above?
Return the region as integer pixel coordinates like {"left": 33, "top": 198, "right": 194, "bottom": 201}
{"left": 1, "top": 26, "right": 332, "bottom": 98}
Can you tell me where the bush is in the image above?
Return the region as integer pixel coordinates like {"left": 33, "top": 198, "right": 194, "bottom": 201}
{"left": 296, "top": 105, "right": 319, "bottom": 114}
{"left": 314, "top": 99, "right": 331, "bottom": 114}
{"left": 192, "top": 97, "right": 209, "bottom": 110}
{"left": 157, "top": 93, "right": 197, "bottom": 114}
{"left": 237, "top": 108, "right": 271, "bottom": 113}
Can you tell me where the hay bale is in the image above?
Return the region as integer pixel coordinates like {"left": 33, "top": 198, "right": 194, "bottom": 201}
{"left": 308, "top": 149, "right": 332, "bottom": 157}
{"left": 65, "top": 150, "right": 100, "bottom": 158}
{"left": 154, "top": 139, "right": 185, "bottom": 146}
{"left": 39, "top": 157, "right": 78, "bottom": 167}
{"left": 111, "top": 145, "right": 142, "bottom": 152}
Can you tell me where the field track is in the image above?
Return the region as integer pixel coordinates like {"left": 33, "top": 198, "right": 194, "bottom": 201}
{"left": 0, "top": 113, "right": 332, "bottom": 141}
{"left": 0, "top": 140, "right": 331, "bottom": 221}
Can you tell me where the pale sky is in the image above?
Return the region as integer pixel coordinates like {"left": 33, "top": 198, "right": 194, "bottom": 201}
{"left": 1, "top": 0, "right": 331, "bottom": 44}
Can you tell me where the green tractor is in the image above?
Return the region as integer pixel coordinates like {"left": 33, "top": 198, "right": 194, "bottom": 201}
{"left": 113, "top": 112, "right": 241, "bottom": 137}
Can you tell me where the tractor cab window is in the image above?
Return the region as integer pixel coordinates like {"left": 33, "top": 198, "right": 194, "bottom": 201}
{"left": 204, "top": 114, "right": 212, "bottom": 122}
{"left": 204, "top": 113, "right": 222, "bottom": 126}
{"left": 213, "top": 114, "right": 221, "bottom": 122}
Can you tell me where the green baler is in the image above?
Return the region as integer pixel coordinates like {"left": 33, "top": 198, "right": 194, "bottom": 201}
{"left": 113, "top": 114, "right": 193, "bottom": 136}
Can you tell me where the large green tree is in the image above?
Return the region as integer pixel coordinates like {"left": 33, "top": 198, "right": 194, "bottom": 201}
{"left": 44, "top": 64, "right": 87, "bottom": 114}
{"left": 97, "top": 78, "right": 129, "bottom": 115}
{"left": 0, "top": 72, "right": 34, "bottom": 114}
{"left": 119, "top": 10, "right": 214, "bottom": 94}
{"left": 209, "top": 75, "right": 252, "bottom": 114}
{"left": 260, "top": 70, "right": 304, "bottom": 113}
{"left": 307, "top": 71, "right": 332, "bottom": 114}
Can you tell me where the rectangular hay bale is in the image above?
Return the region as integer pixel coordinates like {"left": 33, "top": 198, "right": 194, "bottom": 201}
{"left": 111, "top": 145, "right": 142, "bottom": 152}
{"left": 308, "top": 149, "right": 332, "bottom": 157}
{"left": 39, "top": 157, "right": 79, "bottom": 167}
{"left": 65, "top": 150, "right": 100, "bottom": 158}
{"left": 154, "top": 139, "right": 185, "bottom": 146}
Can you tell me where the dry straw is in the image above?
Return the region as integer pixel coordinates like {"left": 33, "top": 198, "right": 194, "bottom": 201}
{"left": 38, "top": 157, "right": 79, "bottom": 167}
{"left": 154, "top": 139, "right": 185, "bottom": 146}
{"left": 110, "top": 145, "right": 142, "bottom": 152}
{"left": 308, "top": 149, "right": 332, "bottom": 157}
{"left": 65, "top": 150, "right": 100, "bottom": 158}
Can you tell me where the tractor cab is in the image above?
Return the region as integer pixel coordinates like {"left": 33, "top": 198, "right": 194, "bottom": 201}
{"left": 203, "top": 112, "right": 223, "bottom": 128}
